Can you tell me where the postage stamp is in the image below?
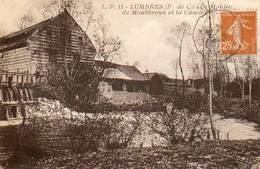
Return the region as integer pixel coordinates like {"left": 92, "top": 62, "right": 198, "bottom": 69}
{"left": 221, "top": 11, "right": 257, "bottom": 55}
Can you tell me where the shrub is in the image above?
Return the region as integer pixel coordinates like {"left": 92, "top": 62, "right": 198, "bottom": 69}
{"left": 104, "top": 113, "right": 142, "bottom": 150}
{"left": 36, "top": 62, "right": 101, "bottom": 112}
{"left": 147, "top": 92, "right": 209, "bottom": 145}
{"left": 11, "top": 100, "right": 142, "bottom": 159}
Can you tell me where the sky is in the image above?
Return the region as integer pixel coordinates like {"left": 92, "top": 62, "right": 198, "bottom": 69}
{"left": 0, "top": 0, "right": 260, "bottom": 78}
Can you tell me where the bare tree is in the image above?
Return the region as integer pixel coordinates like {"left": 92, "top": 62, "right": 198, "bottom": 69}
{"left": 188, "top": 50, "right": 202, "bottom": 80}
{"left": 93, "top": 15, "right": 122, "bottom": 63}
{"left": 192, "top": 0, "right": 221, "bottom": 139}
{"left": 38, "top": 0, "right": 94, "bottom": 32}
{"left": 169, "top": 22, "right": 190, "bottom": 94}
{"left": 233, "top": 58, "right": 245, "bottom": 99}
{"left": 243, "top": 57, "right": 257, "bottom": 109}
{"left": 17, "top": 13, "right": 34, "bottom": 30}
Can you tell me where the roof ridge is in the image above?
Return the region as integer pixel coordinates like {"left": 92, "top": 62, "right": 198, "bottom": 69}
{"left": 0, "top": 10, "right": 67, "bottom": 41}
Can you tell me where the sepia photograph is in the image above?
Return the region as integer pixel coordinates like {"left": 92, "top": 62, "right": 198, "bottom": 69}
{"left": 0, "top": 0, "right": 259, "bottom": 168}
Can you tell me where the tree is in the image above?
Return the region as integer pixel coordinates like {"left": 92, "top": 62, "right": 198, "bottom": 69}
{"left": 41, "top": 63, "right": 100, "bottom": 112}
{"left": 93, "top": 15, "right": 122, "bottom": 63}
{"left": 192, "top": 25, "right": 210, "bottom": 94}
{"left": 169, "top": 22, "right": 190, "bottom": 94}
{"left": 17, "top": 13, "right": 34, "bottom": 30}
{"left": 243, "top": 57, "right": 257, "bottom": 110}
{"left": 233, "top": 58, "right": 246, "bottom": 99}
{"left": 188, "top": 51, "right": 202, "bottom": 80}
{"left": 192, "top": 0, "right": 221, "bottom": 139}
{"left": 38, "top": 0, "right": 94, "bottom": 32}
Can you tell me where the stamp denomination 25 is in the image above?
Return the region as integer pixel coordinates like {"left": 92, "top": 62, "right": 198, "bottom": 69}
{"left": 221, "top": 11, "right": 256, "bottom": 55}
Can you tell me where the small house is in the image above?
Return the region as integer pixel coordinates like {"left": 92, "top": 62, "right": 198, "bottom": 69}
{"left": 96, "top": 61, "right": 150, "bottom": 104}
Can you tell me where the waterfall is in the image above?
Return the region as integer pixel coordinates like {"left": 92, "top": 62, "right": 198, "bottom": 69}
{"left": 18, "top": 89, "right": 24, "bottom": 101}
{"left": 7, "top": 88, "right": 15, "bottom": 102}
{"left": 13, "top": 87, "right": 21, "bottom": 101}
{"left": 23, "top": 88, "right": 29, "bottom": 101}
{"left": 27, "top": 88, "right": 33, "bottom": 101}
{"left": 3, "top": 88, "right": 11, "bottom": 102}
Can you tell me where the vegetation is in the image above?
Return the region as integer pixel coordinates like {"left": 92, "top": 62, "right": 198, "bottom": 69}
{"left": 6, "top": 140, "right": 260, "bottom": 169}
{"left": 4, "top": 101, "right": 142, "bottom": 164}
{"left": 34, "top": 62, "right": 100, "bottom": 112}
{"left": 147, "top": 92, "right": 210, "bottom": 145}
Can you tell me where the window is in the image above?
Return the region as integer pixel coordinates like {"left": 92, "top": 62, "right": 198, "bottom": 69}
{"left": 48, "top": 50, "right": 58, "bottom": 63}
{"left": 112, "top": 82, "right": 123, "bottom": 91}
{"left": 49, "top": 55, "right": 57, "bottom": 63}
{"left": 60, "top": 28, "right": 71, "bottom": 44}
{"left": 73, "top": 54, "right": 81, "bottom": 63}
{"left": 78, "top": 36, "right": 83, "bottom": 46}
{"left": 47, "top": 30, "right": 52, "bottom": 39}
{"left": 122, "top": 83, "right": 127, "bottom": 91}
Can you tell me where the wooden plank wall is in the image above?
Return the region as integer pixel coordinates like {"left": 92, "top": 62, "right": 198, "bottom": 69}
{"left": 29, "top": 18, "right": 95, "bottom": 74}
{"left": 0, "top": 47, "right": 30, "bottom": 73}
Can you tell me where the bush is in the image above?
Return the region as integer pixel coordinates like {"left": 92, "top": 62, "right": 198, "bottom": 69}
{"left": 11, "top": 100, "right": 142, "bottom": 159}
{"left": 104, "top": 113, "right": 142, "bottom": 150}
{"left": 147, "top": 92, "right": 209, "bottom": 145}
{"left": 36, "top": 62, "right": 101, "bottom": 112}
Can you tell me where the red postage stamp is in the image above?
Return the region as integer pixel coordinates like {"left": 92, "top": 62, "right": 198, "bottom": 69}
{"left": 221, "top": 11, "right": 257, "bottom": 55}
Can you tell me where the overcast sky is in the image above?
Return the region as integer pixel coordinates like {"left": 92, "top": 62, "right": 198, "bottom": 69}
{"left": 0, "top": 0, "right": 259, "bottom": 78}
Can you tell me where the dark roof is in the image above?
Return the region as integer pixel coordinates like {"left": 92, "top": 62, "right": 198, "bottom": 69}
{"left": 95, "top": 60, "right": 148, "bottom": 81}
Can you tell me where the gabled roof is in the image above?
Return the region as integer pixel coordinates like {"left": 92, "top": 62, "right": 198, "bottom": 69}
{"left": 0, "top": 12, "right": 61, "bottom": 52}
{"left": 0, "top": 10, "right": 95, "bottom": 53}
{"left": 96, "top": 60, "right": 148, "bottom": 81}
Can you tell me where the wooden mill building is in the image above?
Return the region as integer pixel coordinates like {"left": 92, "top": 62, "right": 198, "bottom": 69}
{"left": 0, "top": 10, "right": 96, "bottom": 120}
{"left": 0, "top": 9, "right": 96, "bottom": 74}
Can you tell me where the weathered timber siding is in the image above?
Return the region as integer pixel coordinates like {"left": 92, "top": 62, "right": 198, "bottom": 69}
{"left": 0, "top": 46, "right": 30, "bottom": 73}
{"left": 28, "top": 15, "right": 95, "bottom": 73}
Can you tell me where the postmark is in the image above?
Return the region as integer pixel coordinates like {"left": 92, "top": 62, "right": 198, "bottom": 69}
{"left": 221, "top": 11, "right": 257, "bottom": 55}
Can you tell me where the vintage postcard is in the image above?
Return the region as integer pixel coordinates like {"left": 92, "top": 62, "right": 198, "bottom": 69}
{"left": 0, "top": 0, "right": 259, "bottom": 169}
